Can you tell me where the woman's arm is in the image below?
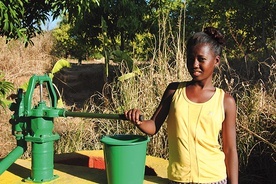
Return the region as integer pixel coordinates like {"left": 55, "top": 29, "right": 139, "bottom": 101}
{"left": 125, "top": 82, "right": 179, "bottom": 135}
{"left": 222, "top": 93, "right": 239, "bottom": 184}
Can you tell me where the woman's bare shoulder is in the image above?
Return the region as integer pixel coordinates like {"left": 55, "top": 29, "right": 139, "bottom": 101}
{"left": 161, "top": 82, "right": 181, "bottom": 99}
{"left": 223, "top": 92, "right": 236, "bottom": 111}
{"left": 167, "top": 82, "right": 180, "bottom": 89}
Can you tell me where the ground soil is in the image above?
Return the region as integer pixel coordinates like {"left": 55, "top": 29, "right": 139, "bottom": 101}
{"left": 53, "top": 60, "right": 117, "bottom": 109}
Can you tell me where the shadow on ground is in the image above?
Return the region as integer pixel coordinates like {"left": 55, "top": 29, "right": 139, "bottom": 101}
{"left": 53, "top": 62, "right": 117, "bottom": 109}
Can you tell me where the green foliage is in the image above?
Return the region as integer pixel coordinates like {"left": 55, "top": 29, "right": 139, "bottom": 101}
{"left": 55, "top": 0, "right": 152, "bottom": 59}
{"left": 49, "top": 59, "right": 71, "bottom": 79}
{"left": 185, "top": 0, "right": 275, "bottom": 58}
{"left": 131, "top": 32, "right": 154, "bottom": 60}
{"left": 100, "top": 0, "right": 150, "bottom": 51}
{"left": 50, "top": 59, "right": 71, "bottom": 108}
{"left": 0, "top": 0, "right": 29, "bottom": 44}
{"left": 0, "top": 73, "right": 14, "bottom": 109}
{"left": 52, "top": 15, "right": 102, "bottom": 61}
{"left": 19, "top": 82, "right": 28, "bottom": 92}
{"left": 0, "top": 0, "right": 99, "bottom": 46}
{"left": 51, "top": 23, "right": 75, "bottom": 58}
{"left": 111, "top": 50, "right": 142, "bottom": 81}
{"left": 2, "top": 0, "right": 274, "bottom": 62}
{"left": 91, "top": 52, "right": 104, "bottom": 60}
{"left": 117, "top": 66, "right": 142, "bottom": 82}
{"left": 111, "top": 50, "right": 134, "bottom": 70}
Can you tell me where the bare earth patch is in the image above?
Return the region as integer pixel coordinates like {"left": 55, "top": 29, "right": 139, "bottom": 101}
{"left": 53, "top": 59, "right": 117, "bottom": 108}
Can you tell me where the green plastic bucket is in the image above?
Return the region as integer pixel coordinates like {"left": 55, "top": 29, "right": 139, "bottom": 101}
{"left": 101, "top": 134, "right": 150, "bottom": 184}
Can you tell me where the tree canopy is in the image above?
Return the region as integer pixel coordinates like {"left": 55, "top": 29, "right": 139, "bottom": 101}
{"left": 0, "top": 0, "right": 99, "bottom": 45}
{"left": 0, "top": 0, "right": 275, "bottom": 59}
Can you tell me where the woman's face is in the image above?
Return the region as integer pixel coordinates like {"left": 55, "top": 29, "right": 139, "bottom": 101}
{"left": 186, "top": 43, "right": 220, "bottom": 82}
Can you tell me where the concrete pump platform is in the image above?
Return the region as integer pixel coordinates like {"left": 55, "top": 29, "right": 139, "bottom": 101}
{"left": 0, "top": 150, "right": 169, "bottom": 184}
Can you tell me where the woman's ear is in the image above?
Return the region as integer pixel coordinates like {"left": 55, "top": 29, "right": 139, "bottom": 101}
{"left": 215, "top": 56, "right": 220, "bottom": 67}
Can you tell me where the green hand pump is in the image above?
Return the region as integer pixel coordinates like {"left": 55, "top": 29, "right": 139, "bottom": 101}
{"left": 0, "top": 74, "right": 142, "bottom": 182}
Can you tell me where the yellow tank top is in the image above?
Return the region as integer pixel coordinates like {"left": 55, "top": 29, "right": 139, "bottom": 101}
{"left": 167, "top": 82, "right": 227, "bottom": 183}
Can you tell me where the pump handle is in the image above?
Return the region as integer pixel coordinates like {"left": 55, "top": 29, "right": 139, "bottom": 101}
{"left": 62, "top": 111, "right": 144, "bottom": 121}
{"left": 119, "top": 114, "right": 144, "bottom": 121}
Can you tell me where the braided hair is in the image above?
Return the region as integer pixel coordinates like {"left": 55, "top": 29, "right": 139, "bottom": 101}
{"left": 187, "top": 27, "right": 225, "bottom": 56}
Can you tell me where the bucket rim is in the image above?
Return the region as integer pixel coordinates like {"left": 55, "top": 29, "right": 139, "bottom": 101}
{"left": 100, "top": 134, "right": 150, "bottom": 146}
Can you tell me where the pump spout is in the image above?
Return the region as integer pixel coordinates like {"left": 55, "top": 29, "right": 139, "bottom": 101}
{"left": 0, "top": 139, "right": 27, "bottom": 175}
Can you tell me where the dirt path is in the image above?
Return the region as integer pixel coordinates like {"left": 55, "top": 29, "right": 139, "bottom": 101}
{"left": 53, "top": 60, "right": 116, "bottom": 109}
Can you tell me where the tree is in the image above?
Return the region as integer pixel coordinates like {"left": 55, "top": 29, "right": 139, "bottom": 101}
{"left": 51, "top": 22, "right": 75, "bottom": 58}
{"left": 0, "top": 0, "right": 99, "bottom": 46}
{"left": 185, "top": 0, "right": 275, "bottom": 58}
{"left": 101, "top": 0, "right": 150, "bottom": 51}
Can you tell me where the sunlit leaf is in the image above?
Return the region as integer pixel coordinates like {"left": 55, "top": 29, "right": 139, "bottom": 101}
{"left": 50, "top": 59, "right": 71, "bottom": 79}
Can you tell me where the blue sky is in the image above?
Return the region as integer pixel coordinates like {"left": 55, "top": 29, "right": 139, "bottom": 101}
{"left": 41, "top": 16, "right": 61, "bottom": 31}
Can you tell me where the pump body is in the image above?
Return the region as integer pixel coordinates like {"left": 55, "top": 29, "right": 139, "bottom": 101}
{"left": 0, "top": 74, "right": 142, "bottom": 182}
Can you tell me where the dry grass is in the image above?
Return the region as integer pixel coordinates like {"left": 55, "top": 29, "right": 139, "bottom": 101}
{"left": 54, "top": 117, "right": 102, "bottom": 154}
{"left": 0, "top": 29, "right": 275, "bottom": 183}
{"left": 0, "top": 33, "right": 55, "bottom": 88}
{"left": 0, "top": 32, "right": 56, "bottom": 158}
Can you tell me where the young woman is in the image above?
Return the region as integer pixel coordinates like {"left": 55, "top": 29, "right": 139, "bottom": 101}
{"left": 125, "top": 27, "right": 238, "bottom": 184}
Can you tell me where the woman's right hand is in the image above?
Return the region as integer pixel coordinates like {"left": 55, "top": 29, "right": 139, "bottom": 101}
{"left": 124, "top": 109, "right": 143, "bottom": 126}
